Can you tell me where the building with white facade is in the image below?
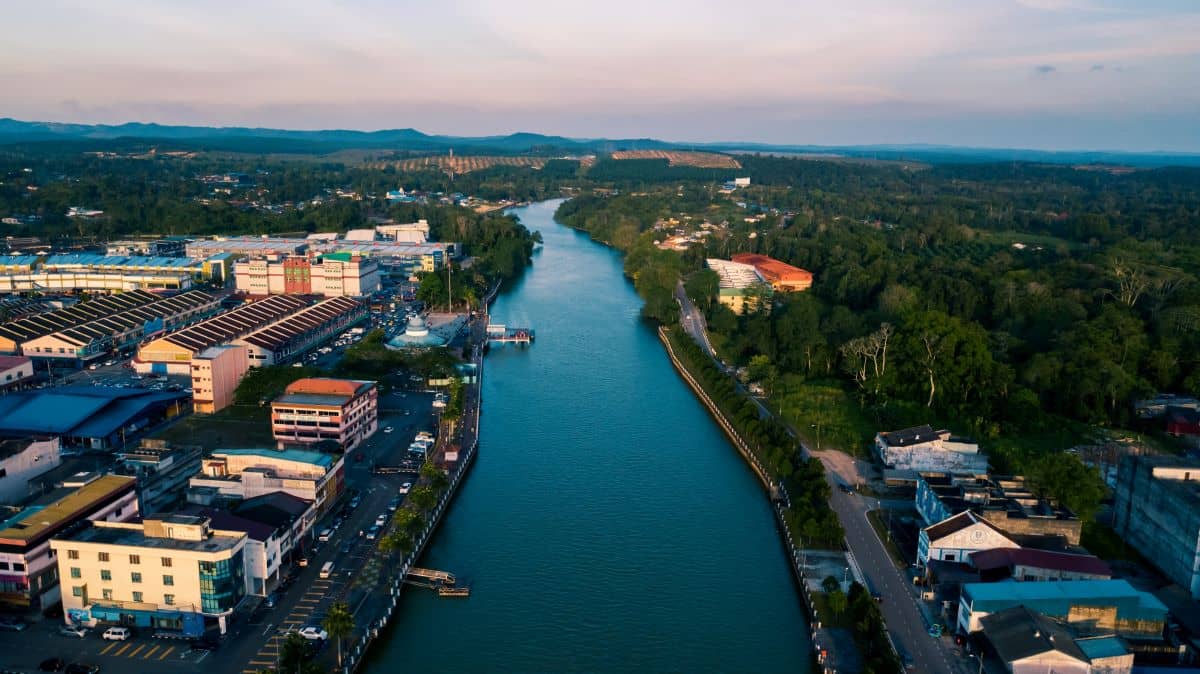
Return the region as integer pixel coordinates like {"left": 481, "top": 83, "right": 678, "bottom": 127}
{"left": 233, "top": 254, "right": 381, "bottom": 297}
{"left": 0, "top": 437, "right": 61, "bottom": 505}
{"left": 917, "top": 510, "right": 1019, "bottom": 566}
{"left": 706, "top": 258, "right": 772, "bottom": 315}
{"left": 188, "top": 448, "right": 344, "bottom": 515}
{"left": 875, "top": 425, "right": 986, "bottom": 473}
{"left": 51, "top": 515, "right": 247, "bottom": 635}
{"left": 270, "top": 378, "right": 378, "bottom": 452}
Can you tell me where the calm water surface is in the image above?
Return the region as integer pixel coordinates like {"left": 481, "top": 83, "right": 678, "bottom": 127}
{"left": 369, "top": 200, "right": 809, "bottom": 672}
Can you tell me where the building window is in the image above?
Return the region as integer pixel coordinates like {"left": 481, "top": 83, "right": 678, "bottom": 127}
{"left": 98, "top": 552, "right": 109, "bottom": 562}
{"left": 67, "top": 549, "right": 79, "bottom": 560}
{"left": 129, "top": 554, "right": 140, "bottom": 565}
{"left": 132, "top": 591, "right": 143, "bottom": 603}
{"left": 161, "top": 557, "right": 172, "bottom": 567}
{"left": 70, "top": 567, "right": 81, "bottom": 579}
{"left": 163, "top": 575, "right": 174, "bottom": 586}
{"left": 131, "top": 572, "right": 142, "bottom": 583}
{"left": 13, "top": 562, "right": 24, "bottom": 572}
{"left": 163, "top": 594, "right": 175, "bottom": 605}
{"left": 100, "top": 570, "right": 111, "bottom": 581}
{"left": 72, "top": 586, "right": 83, "bottom": 597}
{"left": 102, "top": 589, "right": 113, "bottom": 601}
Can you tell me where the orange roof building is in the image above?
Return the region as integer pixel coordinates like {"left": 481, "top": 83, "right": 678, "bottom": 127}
{"left": 731, "top": 253, "right": 813, "bottom": 292}
{"left": 272, "top": 378, "right": 378, "bottom": 452}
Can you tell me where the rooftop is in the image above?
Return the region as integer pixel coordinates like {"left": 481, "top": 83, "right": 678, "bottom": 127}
{"left": 980, "top": 605, "right": 1088, "bottom": 664}
{"left": 706, "top": 258, "right": 766, "bottom": 290}
{"left": 283, "top": 377, "right": 374, "bottom": 398}
{"left": 235, "top": 297, "right": 363, "bottom": 353}
{"left": 0, "top": 474, "right": 135, "bottom": 544}
{"left": 921, "top": 473, "right": 1076, "bottom": 522}
{"left": 0, "top": 289, "right": 215, "bottom": 346}
{"left": 213, "top": 448, "right": 335, "bottom": 468}
{"left": 963, "top": 579, "right": 1168, "bottom": 612}
{"left": 0, "top": 385, "right": 187, "bottom": 438}
{"left": 151, "top": 294, "right": 308, "bottom": 354}
{"left": 969, "top": 547, "right": 1112, "bottom": 577}
{"left": 42, "top": 254, "right": 201, "bottom": 269}
{"left": 60, "top": 520, "right": 244, "bottom": 553}
{"left": 273, "top": 392, "right": 355, "bottom": 407}
{"left": 924, "top": 510, "right": 1010, "bottom": 542}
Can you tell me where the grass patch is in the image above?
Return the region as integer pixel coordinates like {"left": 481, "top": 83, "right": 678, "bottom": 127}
{"left": 152, "top": 404, "right": 276, "bottom": 448}
{"left": 866, "top": 510, "right": 909, "bottom": 568}
{"left": 810, "top": 592, "right": 852, "bottom": 629}
{"left": 773, "top": 376, "right": 876, "bottom": 458}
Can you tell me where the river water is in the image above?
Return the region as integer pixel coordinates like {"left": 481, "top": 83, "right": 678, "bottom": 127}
{"left": 369, "top": 199, "right": 809, "bottom": 672}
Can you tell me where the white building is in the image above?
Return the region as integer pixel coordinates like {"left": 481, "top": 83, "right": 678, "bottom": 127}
{"left": 51, "top": 515, "right": 247, "bottom": 635}
{"left": 875, "top": 425, "right": 986, "bottom": 473}
{"left": 188, "top": 448, "right": 344, "bottom": 515}
{"left": 917, "top": 510, "right": 1018, "bottom": 566}
{"left": 0, "top": 437, "right": 62, "bottom": 504}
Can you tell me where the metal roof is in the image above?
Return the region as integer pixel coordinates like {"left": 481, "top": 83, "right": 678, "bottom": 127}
{"left": 42, "top": 254, "right": 201, "bottom": 269}
{"left": 237, "top": 296, "right": 362, "bottom": 353}
{"left": 0, "top": 290, "right": 215, "bottom": 347}
{"left": 0, "top": 475, "right": 136, "bottom": 545}
{"left": 214, "top": 448, "right": 335, "bottom": 468}
{"left": 157, "top": 295, "right": 308, "bottom": 353}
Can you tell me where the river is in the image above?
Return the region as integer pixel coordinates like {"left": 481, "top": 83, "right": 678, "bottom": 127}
{"left": 369, "top": 199, "right": 810, "bottom": 672}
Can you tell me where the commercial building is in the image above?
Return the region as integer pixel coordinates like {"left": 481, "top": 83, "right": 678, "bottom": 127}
{"left": 0, "top": 289, "right": 220, "bottom": 364}
{"left": 270, "top": 378, "right": 378, "bottom": 452}
{"left": 957, "top": 579, "right": 1168, "bottom": 637}
{"left": 916, "top": 473, "right": 1081, "bottom": 544}
{"left": 190, "top": 345, "right": 249, "bottom": 414}
{"left": 311, "top": 240, "right": 453, "bottom": 277}
{"left": 0, "top": 437, "right": 61, "bottom": 505}
{"left": 0, "top": 385, "right": 190, "bottom": 450}
{"left": 375, "top": 219, "right": 430, "bottom": 243}
{"left": 979, "top": 606, "right": 1133, "bottom": 674}
{"left": 706, "top": 258, "right": 772, "bottom": 315}
{"left": 185, "top": 237, "right": 308, "bottom": 259}
{"left": 234, "top": 492, "right": 316, "bottom": 564}
{"left": 0, "top": 355, "right": 34, "bottom": 390}
{"left": 115, "top": 440, "right": 203, "bottom": 515}
{"left": 731, "top": 253, "right": 814, "bottom": 292}
{"left": 50, "top": 514, "right": 247, "bottom": 635}
{"left": 0, "top": 473, "right": 138, "bottom": 608}
{"left": 0, "top": 269, "right": 194, "bottom": 294}
{"left": 104, "top": 239, "right": 188, "bottom": 257}
{"left": 1112, "top": 455, "right": 1200, "bottom": 599}
{"left": 233, "top": 254, "right": 381, "bottom": 297}
{"left": 188, "top": 448, "right": 344, "bottom": 514}
{"left": 918, "top": 510, "right": 1019, "bottom": 566}
{"left": 875, "top": 425, "right": 987, "bottom": 473}
{"left": 968, "top": 548, "right": 1113, "bottom": 583}
{"left": 232, "top": 296, "right": 367, "bottom": 367}
{"left": 136, "top": 295, "right": 308, "bottom": 374}
{"left": 180, "top": 508, "right": 281, "bottom": 596}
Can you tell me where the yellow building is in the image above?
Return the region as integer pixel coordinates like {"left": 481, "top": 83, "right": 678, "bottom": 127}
{"left": 191, "top": 345, "right": 249, "bottom": 414}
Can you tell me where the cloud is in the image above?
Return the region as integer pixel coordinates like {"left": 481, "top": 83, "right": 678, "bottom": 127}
{"left": 1035, "top": 64, "right": 1058, "bottom": 74}
{"left": 1091, "top": 64, "right": 1105, "bottom": 71}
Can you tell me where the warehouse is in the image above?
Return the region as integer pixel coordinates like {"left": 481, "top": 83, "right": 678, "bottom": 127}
{"left": 136, "top": 295, "right": 308, "bottom": 374}
{"left": 233, "top": 296, "right": 367, "bottom": 366}
{"left": 0, "top": 290, "right": 220, "bottom": 364}
{"left": 0, "top": 386, "right": 189, "bottom": 450}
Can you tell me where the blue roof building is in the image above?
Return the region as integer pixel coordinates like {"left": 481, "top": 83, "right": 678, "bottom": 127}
{"left": 959, "top": 579, "right": 1169, "bottom": 637}
{"left": 0, "top": 386, "right": 188, "bottom": 450}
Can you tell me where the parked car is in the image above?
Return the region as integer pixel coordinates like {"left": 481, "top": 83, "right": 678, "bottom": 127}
{"left": 103, "top": 626, "right": 131, "bottom": 641}
{"left": 0, "top": 615, "right": 28, "bottom": 631}
{"left": 39, "top": 657, "right": 66, "bottom": 672}
{"left": 59, "top": 625, "right": 89, "bottom": 638}
{"left": 365, "top": 526, "right": 380, "bottom": 540}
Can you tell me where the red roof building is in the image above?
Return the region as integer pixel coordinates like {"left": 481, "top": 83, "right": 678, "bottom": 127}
{"left": 730, "top": 253, "right": 813, "bottom": 292}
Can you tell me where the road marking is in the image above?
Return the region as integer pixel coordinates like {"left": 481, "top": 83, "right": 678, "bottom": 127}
{"left": 100, "top": 641, "right": 119, "bottom": 655}
{"left": 127, "top": 644, "right": 146, "bottom": 658}
{"left": 158, "top": 646, "right": 175, "bottom": 660}
{"left": 113, "top": 642, "right": 133, "bottom": 656}
{"left": 250, "top": 660, "right": 275, "bottom": 666}
{"left": 142, "top": 645, "right": 160, "bottom": 659}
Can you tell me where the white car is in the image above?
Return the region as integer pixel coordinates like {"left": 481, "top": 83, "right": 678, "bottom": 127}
{"left": 103, "top": 627, "right": 131, "bottom": 641}
{"left": 297, "top": 626, "right": 327, "bottom": 641}
{"left": 59, "top": 625, "right": 89, "bottom": 638}
{"left": 374, "top": 514, "right": 387, "bottom": 527}
{"left": 398, "top": 482, "right": 412, "bottom": 495}
{"left": 383, "top": 427, "right": 394, "bottom": 434}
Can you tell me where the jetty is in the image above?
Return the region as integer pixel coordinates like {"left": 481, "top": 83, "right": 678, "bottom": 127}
{"left": 486, "top": 323, "right": 535, "bottom": 345}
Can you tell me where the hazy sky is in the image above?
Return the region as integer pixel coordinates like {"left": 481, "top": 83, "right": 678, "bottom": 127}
{"left": 2, "top": 0, "right": 1198, "bottom": 151}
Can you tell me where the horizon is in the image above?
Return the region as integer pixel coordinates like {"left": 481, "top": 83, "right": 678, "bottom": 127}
{"left": 2, "top": 1, "right": 1199, "bottom": 153}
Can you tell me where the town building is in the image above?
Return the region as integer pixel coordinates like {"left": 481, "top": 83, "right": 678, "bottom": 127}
{"left": 136, "top": 295, "right": 308, "bottom": 374}
{"left": 1112, "top": 455, "right": 1200, "bottom": 599}
{"left": 190, "top": 345, "right": 249, "bottom": 414}
{"left": 1165, "top": 407, "right": 1200, "bottom": 443}
{"left": 188, "top": 448, "right": 344, "bottom": 515}
{"left": 0, "top": 437, "right": 61, "bottom": 504}
{"left": 375, "top": 219, "right": 430, "bottom": 243}
{"left": 233, "top": 254, "right": 381, "bottom": 297}
{"left": 50, "top": 514, "right": 247, "bottom": 635}
{"left": 0, "top": 269, "right": 194, "bottom": 294}
{"left": 0, "top": 386, "right": 189, "bottom": 450}
{"left": 0, "top": 355, "right": 34, "bottom": 391}
{"left": 311, "top": 240, "right": 452, "bottom": 277}
{"left": 181, "top": 508, "right": 280, "bottom": 597}
{"left": 979, "top": 605, "right": 1134, "bottom": 674}
{"left": 104, "top": 239, "right": 189, "bottom": 258}
{"left": 0, "top": 289, "right": 220, "bottom": 364}
{"left": 918, "top": 510, "right": 1019, "bottom": 566}
{"left": 968, "top": 547, "right": 1112, "bottom": 583}
{"left": 731, "top": 253, "right": 813, "bottom": 292}
{"left": 957, "top": 579, "right": 1168, "bottom": 637}
{"left": 706, "top": 258, "right": 772, "bottom": 315}
{"left": 185, "top": 237, "right": 309, "bottom": 259}
{"left": 0, "top": 473, "right": 138, "bottom": 609}
{"left": 114, "top": 440, "right": 203, "bottom": 515}
{"left": 916, "top": 473, "right": 1081, "bottom": 544}
{"left": 875, "top": 425, "right": 987, "bottom": 473}
{"left": 231, "top": 296, "right": 367, "bottom": 367}
{"left": 233, "top": 491, "right": 316, "bottom": 566}
{"left": 270, "top": 378, "right": 378, "bottom": 452}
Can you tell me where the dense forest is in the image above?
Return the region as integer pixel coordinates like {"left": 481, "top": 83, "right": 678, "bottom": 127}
{"left": 557, "top": 159, "right": 1200, "bottom": 472}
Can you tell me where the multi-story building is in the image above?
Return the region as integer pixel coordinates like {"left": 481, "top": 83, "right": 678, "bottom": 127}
{"left": 375, "top": 219, "right": 430, "bottom": 243}
{"left": 706, "top": 258, "right": 772, "bottom": 315}
{"left": 0, "top": 473, "right": 138, "bottom": 609}
{"left": 875, "top": 425, "right": 987, "bottom": 473}
{"left": 50, "top": 515, "right": 247, "bottom": 635}
{"left": 190, "top": 345, "right": 249, "bottom": 414}
{"left": 188, "top": 448, "right": 344, "bottom": 514}
{"left": 115, "top": 440, "right": 203, "bottom": 514}
{"left": 0, "top": 355, "right": 34, "bottom": 391}
{"left": 185, "top": 237, "right": 308, "bottom": 259}
{"left": 957, "top": 579, "right": 1168, "bottom": 637}
{"left": 0, "top": 437, "right": 61, "bottom": 504}
{"left": 232, "top": 297, "right": 367, "bottom": 367}
{"left": 916, "top": 473, "right": 1081, "bottom": 544}
{"left": 730, "top": 253, "right": 813, "bottom": 292}
{"left": 233, "top": 254, "right": 381, "bottom": 297}
{"left": 1112, "top": 455, "right": 1200, "bottom": 599}
{"left": 271, "top": 378, "right": 378, "bottom": 452}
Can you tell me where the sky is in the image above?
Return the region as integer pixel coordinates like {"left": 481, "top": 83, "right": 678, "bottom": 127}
{"left": 2, "top": 0, "right": 1198, "bottom": 151}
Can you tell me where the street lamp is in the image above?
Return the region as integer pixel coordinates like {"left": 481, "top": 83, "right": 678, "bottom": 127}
{"left": 968, "top": 653, "right": 983, "bottom": 674}
{"left": 843, "top": 566, "right": 849, "bottom": 588}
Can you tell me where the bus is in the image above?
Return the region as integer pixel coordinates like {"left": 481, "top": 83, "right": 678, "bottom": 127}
{"left": 319, "top": 562, "right": 334, "bottom": 579}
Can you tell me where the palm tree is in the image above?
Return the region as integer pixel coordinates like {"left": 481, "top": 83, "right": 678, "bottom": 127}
{"left": 380, "top": 530, "right": 413, "bottom": 558}
{"left": 322, "top": 602, "right": 354, "bottom": 668}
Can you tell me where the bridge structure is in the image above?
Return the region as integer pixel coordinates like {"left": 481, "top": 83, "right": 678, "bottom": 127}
{"left": 486, "top": 323, "right": 534, "bottom": 345}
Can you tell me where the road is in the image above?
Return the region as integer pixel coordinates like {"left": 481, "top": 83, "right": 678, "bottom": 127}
{"left": 670, "top": 292, "right": 966, "bottom": 674}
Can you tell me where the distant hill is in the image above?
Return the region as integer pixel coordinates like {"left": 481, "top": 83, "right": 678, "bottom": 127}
{"left": 0, "top": 118, "right": 1196, "bottom": 167}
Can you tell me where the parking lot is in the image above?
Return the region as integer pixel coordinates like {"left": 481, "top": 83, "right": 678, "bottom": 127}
{"left": 0, "top": 622, "right": 218, "bottom": 674}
